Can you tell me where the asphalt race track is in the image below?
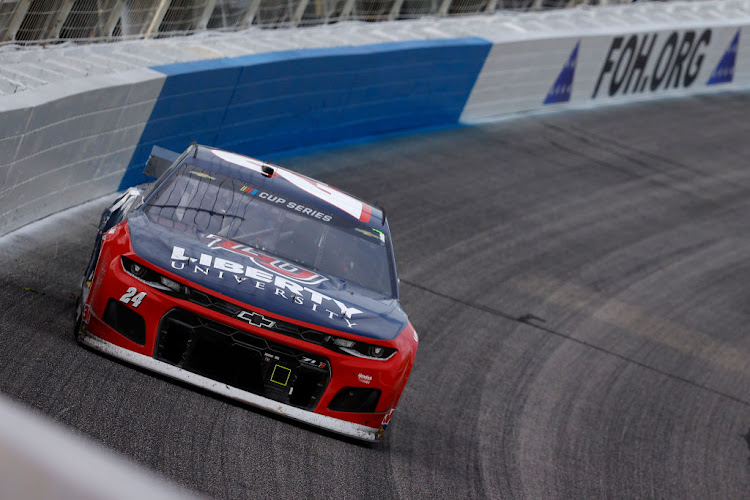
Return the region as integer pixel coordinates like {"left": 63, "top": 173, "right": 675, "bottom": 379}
{"left": 2, "top": 93, "right": 750, "bottom": 499}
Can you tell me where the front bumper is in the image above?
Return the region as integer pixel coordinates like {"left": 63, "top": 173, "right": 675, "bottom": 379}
{"left": 81, "top": 334, "right": 382, "bottom": 441}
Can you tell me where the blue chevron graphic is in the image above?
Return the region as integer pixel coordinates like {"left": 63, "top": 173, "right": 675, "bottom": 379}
{"left": 707, "top": 29, "right": 740, "bottom": 86}
{"left": 544, "top": 41, "right": 580, "bottom": 104}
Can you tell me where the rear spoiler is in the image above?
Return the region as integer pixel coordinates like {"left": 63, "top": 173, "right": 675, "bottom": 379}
{"left": 144, "top": 145, "right": 181, "bottom": 179}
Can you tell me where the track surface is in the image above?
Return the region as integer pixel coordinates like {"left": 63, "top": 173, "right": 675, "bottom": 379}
{"left": 3, "top": 94, "right": 750, "bottom": 499}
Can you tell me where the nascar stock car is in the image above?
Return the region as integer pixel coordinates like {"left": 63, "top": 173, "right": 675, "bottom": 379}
{"left": 74, "top": 144, "right": 418, "bottom": 441}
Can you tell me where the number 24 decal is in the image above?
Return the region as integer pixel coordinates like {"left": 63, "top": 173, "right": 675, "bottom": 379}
{"left": 120, "top": 287, "right": 147, "bottom": 308}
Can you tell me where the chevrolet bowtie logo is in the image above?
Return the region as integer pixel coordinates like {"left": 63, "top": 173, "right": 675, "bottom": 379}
{"left": 237, "top": 310, "right": 276, "bottom": 329}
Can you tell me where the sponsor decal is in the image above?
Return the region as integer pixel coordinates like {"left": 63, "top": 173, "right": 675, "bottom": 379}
{"left": 211, "top": 148, "right": 372, "bottom": 222}
{"left": 300, "top": 357, "right": 327, "bottom": 369}
{"left": 190, "top": 171, "right": 216, "bottom": 180}
{"left": 206, "top": 234, "right": 327, "bottom": 285}
{"left": 257, "top": 191, "right": 285, "bottom": 204}
{"left": 592, "top": 29, "right": 712, "bottom": 99}
{"left": 169, "top": 243, "right": 363, "bottom": 327}
{"left": 544, "top": 41, "right": 580, "bottom": 105}
{"left": 270, "top": 364, "right": 291, "bottom": 386}
{"left": 240, "top": 185, "right": 334, "bottom": 222}
{"left": 285, "top": 201, "right": 333, "bottom": 222}
{"left": 356, "top": 227, "right": 385, "bottom": 244}
{"left": 707, "top": 29, "right": 740, "bottom": 85}
{"left": 377, "top": 408, "right": 396, "bottom": 438}
{"left": 357, "top": 373, "right": 373, "bottom": 385}
{"left": 237, "top": 310, "right": 276, "bottom": 328}
{"left": 381, "top": 408, "right": 395, "bottom": 427}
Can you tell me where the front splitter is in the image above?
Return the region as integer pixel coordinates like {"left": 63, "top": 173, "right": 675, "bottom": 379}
{"left": 81, "top": 334, "right": 381, "bottom": 441}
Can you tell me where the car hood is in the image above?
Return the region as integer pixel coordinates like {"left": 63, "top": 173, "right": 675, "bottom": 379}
{"left": 127, "top": 213, "right": 408, "bottom": 341}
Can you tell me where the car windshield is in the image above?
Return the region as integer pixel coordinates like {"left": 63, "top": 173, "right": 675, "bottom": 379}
{"left": 144, "top": 164, "right": 396, "bottom": 297}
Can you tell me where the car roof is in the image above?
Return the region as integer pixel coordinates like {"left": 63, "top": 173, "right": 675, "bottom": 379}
{"left": 184, "top": 145, "right": 386, "bottom": 227}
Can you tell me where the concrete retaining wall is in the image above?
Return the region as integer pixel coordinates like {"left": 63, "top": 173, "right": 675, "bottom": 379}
{"left": 2, "top": 1, "right": 750, "bottom": 238}
{"left": 121, "top": 38, "right": 491, "bottom": 188}
{"left": 0, "top": 393, "right": 198, "bottom": 499}
{"left": 0, "top": 69, "right": 164, "bottom": 235}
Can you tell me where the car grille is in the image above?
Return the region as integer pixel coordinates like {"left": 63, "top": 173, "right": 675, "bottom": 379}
{"left": 155, "top": 309, "right": 330, "bottom": 411}
{"left": 186, "top": 288, "right": 329, "bottom": 345}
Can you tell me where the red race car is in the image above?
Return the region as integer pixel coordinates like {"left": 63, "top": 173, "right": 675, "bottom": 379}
{"left": 75, "top": 144, "right": 418, "bottom": 441}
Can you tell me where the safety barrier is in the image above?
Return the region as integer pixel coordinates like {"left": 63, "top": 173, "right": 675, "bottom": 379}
{"left": 1, "top": 1, "right": 750, "bottom": 239}
{"left": 0, "top": 393, "right": 198, "bottom": 499}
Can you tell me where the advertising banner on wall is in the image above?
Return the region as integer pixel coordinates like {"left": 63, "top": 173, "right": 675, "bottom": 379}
{"left": 462, "top": 26, "right": 747, "bottom": 122}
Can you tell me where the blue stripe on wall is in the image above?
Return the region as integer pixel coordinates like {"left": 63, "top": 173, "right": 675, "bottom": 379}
{"left": 119, "top": 37, "right": 492, "bottom": 189}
